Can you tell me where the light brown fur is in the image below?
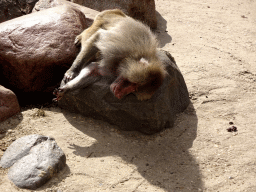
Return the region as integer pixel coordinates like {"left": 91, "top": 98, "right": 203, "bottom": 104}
{"left": 61, "top": 9, "right": 167, "bottom": 101}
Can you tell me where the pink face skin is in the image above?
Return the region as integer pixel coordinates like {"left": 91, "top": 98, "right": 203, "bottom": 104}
{"left": 110, "top": 76, "right": 138, "bottom": 99}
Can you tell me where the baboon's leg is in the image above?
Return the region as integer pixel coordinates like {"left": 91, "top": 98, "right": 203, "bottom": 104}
{"left": 53, "top": 62, "right": 102, "bottom": 101}
{"left": 75, "top": 25, "right": 101, "bottom": 46}
{"left": 65, "top": 62, "right": 101, "bottom": 91}
{"left": 64, "top": 32, "right": 100, "bottom": 82}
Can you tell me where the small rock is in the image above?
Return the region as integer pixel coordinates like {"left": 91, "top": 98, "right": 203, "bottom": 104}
{"left": 0, "top": 135, "right": 48, "bottom": 168}
{"left": 227, "top": 126, "right": 237, "bottom": 132}
{"left": 0, "top": 135, "right": 66, "bottom": 190}
{"left": 7, "top": 129, "right": 15, "bottom": 134}
{"left": 0, "top": 85, "right": 20, "bottom": 122}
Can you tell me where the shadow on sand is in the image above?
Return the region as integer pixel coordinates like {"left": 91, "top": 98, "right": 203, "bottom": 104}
{"left": 47, "top": 11, "right": 201, "bottom": 191}
{"left": 155, "top": 11, "right": 172, "bottom": 48}
{"left": 62, "top": 102, "right": 202, "bottom": 191}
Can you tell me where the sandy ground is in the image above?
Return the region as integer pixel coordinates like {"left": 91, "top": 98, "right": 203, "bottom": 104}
{"left": 1, "top": 0, "right": 256, "bottom": 191}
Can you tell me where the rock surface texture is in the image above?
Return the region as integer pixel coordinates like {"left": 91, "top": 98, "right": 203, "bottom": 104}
{"left": 0, "top": 5, "right": 90, "bottom": 104}
{"left": 58, "top": 50, "right": 190, "bottom": 134}
{"left": 0, "top": 85, "right": 20, "bottom": 122}
{"left": 0, "top": 0, "right": 38, "bottom": 23}
{"left": 34, "top": 0, "right": 157, "bottom": 29}
{"left": 0, "top": 135, "right": 66, "bottom": 190}
{"left": 33, "top": 0, "right": 98, "bottom": 23}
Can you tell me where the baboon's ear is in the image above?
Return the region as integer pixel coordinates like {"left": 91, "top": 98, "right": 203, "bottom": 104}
{"left": 139, "top": 58, "right": 149, "bottom": 66}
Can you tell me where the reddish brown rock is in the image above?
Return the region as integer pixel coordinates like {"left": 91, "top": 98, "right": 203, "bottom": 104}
{"left": 72, "top": 0, "right": 157, "bottom": 29}
{"left": 0, "top": 85, "right": 20, "bottom": 122}
{"left": 0, "top": 0, "right": 38, "bottom": 23}
{"left": 0, "top": 5, "right": 92, "bottom": 104}
{"left": 33, "top": 0, "right": 157, "bottom": 29}
{"left": 33, "top": 0, "right": 98, "bottom": 22}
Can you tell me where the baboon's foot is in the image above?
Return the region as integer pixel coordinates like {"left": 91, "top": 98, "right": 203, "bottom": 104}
{"left": 53, "top": 87, "right": 65, "bottom": 102}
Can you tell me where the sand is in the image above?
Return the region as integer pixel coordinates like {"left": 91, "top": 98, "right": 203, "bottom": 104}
{"left": 0, "top": 0, "right": 256, "bottom": 191}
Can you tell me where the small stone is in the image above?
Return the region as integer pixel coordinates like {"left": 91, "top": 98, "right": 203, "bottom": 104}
{"left": 227, "top": 126, "right": 237, "bottom": 132}
{"left": 0, "top": 86, "right": 20, "bottom": 122}
{"left": 0, "top": 135, "right": 66, "bottom": 190}
{"left": 7, "top": 129, "right": 14, "bottom": 134}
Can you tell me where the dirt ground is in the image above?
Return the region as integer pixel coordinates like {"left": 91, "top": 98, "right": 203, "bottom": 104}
{"left": 1, "top": 0, "right": 256, "bottom": 191}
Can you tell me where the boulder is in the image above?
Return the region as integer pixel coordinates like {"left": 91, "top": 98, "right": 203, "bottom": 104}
{"left": 0, "top": 85, "right": 20, "bottom": 122}
{"left": 0, "top": 5, "right": 91, "bottom": 104}
{"left": 58, "top": 50, "right": 190, "bottom": 134}
{"left": 0, "top": 135, "right": 66, "bottom": 190}
{"left": 0, "top": 0, "right": 38, "bottom": 23}
{"left": 33, "top": 0, "right": 157, "bottom": 29}
{"left": 33, "top": 0, "right": 98, "bottom": 24}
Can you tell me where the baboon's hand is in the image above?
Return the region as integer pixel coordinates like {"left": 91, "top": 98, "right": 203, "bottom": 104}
{"left": 63, "top": 70, "right": 77, "bottom": 83}
{"left": 74, "top": 35, "right": 81, "bottom": 46}
{"left": 53, "top": 87, "right": 65, "bottom": 102}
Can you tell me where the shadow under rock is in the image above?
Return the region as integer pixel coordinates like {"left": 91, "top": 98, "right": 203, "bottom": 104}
{"left": 155, "top": 11, "right": 172, "bottom": 48}
{"left": 0, "top": 113, "right": 23, "bottom": 136}
{"left": 62, "top": 102, "right": 202, "bottom": 191}
{"left": 37, "top": 165, "right": 71, "bottom": 191}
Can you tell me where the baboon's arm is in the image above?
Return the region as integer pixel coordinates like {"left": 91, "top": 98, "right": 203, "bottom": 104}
{"left": 64, "top": 32, "right": 100, "bottom": 82}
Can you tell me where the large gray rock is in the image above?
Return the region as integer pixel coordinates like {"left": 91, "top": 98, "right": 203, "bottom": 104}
{"left": 33, "top": 0, "right": 157, "bottom": 29}
{"left": 0, "top": 135, "right": 66, "bottom": 190}
{"left": 0, "top": 0, "right": 38, "bottom": 23}
{"left": 0, "top": 85, "right": 20, "bottom": 122}
{"left": 0, "top": 5, "right": 90, "bottom": 104}
{"left": 58, "top": 50, "right": 190, "bottom": 134}
{"left": 0, "top": 135, "right": 47, "bottom": 168}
